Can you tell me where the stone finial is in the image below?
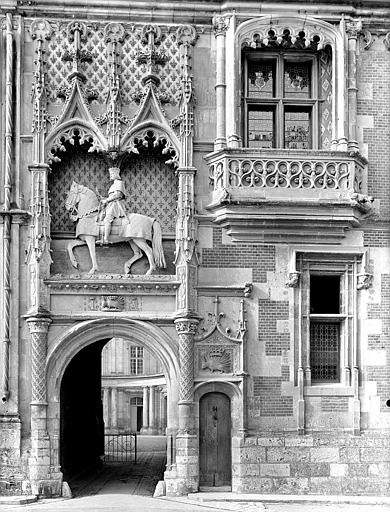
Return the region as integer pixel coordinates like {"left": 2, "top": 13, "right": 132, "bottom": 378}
{"left": 30, "top": 19, "right": 53, "bottom": 41}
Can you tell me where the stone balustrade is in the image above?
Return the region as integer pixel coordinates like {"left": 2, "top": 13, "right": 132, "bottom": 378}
{"left": 208, "top": 149, "right": 367, "bottom": 195}
{"left": 205, "top": 149, "right": 372, "bottom": 244}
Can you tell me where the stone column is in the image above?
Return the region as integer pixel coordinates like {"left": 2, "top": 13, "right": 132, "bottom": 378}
{"left": 159, "top": 389, "right": 166, "bottom": 433}
{"left": 174, "top": 318, "right": 199, "bottom": 494}
{"left": 346, "top": 20, "right": 362, "bottom": 152}
{"left": 141, "top": 386, "right": 149, "bottom": 433}
{"left": 213, "top": 16, "right": 229, "bottom": 151}
{"left": 149, "top": 385, "right": 158, "bottom": 434}
{"left": 27, "top": 316, "right": 61, "bottom": 496}
{"left": 110, "top": 387, "right": 117, "bottom": 431}
{"left": 103, "top": 388, "right": 110, "bottom": 430}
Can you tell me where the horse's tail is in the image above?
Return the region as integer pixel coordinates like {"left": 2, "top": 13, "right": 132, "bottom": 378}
{"left": 152, "top": 220, "right": 166, "bottom": 269}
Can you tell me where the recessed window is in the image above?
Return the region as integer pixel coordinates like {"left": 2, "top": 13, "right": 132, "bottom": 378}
{"left": 243, "top": 52, "right": 320, "bottom": 149}
{"left": 309, "top": 274, "right": 342, "bottom": 383}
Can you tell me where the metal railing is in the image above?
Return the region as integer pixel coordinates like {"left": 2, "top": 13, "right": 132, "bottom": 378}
{"left": 104, "top": 433, "right": 137, "bottom": 463}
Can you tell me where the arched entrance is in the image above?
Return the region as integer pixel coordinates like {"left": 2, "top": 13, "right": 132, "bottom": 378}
{"left": 199, "top": 392, "right": 231, "bottom": 487}
{"left": 46, "top": 318, "right": 179, "bottom": 492}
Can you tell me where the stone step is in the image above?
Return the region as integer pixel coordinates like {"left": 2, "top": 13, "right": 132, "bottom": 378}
{"left": 0, "top": 495, "right": 37, "bottom": 505}
{"left": 187, "top": 492, "right": 390, "bottom": 505}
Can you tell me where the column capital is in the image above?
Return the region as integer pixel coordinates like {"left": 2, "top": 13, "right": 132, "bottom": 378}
{"left": 174, "top": 318, "right": 199, "bottom": 336}
{"left": 26, "top": 315, "right": 52, "bottom": 334}
{"left": 346, "top": 19, "right": 362, "bottom": 39}
{"left": 213, "top": 15, "right": 230, "bottom": 37}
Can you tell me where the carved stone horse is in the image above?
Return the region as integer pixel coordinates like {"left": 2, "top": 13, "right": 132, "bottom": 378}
{"left": 65, "top": 181, "right": 166, "bottom": 275}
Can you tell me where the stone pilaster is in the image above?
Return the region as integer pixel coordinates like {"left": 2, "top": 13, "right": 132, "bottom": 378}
{"left": 346, "top": 20, "right": 362, "bottom": 153}
{"left": 173, "top": 318, "right": 199, "bottom": 494}
{"left": 141, "top": 386, "right": 149, "bottom": 433}
{"left": 27, "top": 316, "right": 61, "bottom": 496}
{"left": 213, "top": 16, "right": 229, "bottom": 150}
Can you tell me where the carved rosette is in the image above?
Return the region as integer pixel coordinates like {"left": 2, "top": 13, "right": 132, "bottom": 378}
{"left": 27, "top": 317, "right": 51, "bottom": 403}
{"left": 175, "top": 319, "right": 198, "bottom": 402}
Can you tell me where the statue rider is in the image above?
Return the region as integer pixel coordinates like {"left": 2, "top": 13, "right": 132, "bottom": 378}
{"left": 97, "top": 166, "right": 127, "bottom": 245}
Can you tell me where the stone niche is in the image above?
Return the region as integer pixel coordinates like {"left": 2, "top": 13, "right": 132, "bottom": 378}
{"left": 48, "top": 140, "right": 178, "bottom": 277}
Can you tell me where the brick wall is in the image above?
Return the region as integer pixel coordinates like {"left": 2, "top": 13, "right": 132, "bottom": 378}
{"left": 201, "top": 228, "right": 275, "bottom": 282}
{"left": 258, "top": 299, "right": 289, "bottom": 355}
{"left": 357, "top": 37, "right": 390, "bottom": 221}
{"left": 252, "top": 372, "right": 293, "bottom": 417}
{"left": 366, "top": 274, "right": 390, "bottom": 412}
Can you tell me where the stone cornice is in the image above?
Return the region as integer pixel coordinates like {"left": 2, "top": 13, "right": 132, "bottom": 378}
{"left": 45, "top": 275, "right": 180, "bottom": 294}
{"left": 7, "top": 1, "right": 390, "bottom": 24}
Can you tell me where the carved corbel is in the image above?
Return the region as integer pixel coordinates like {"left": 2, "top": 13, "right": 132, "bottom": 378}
{"left": 360, "top": 29, "right": 374, "bottom": 50}
{"left": 384, "top": 33, "right": 390, "bottom": 51}
{"left": 350, "top": 192, "right": 374, "bottom": 213}
{"left": 357, "top": 273, "right": 373, "bottom": 290}
{"left": 286, "top": 272, "right": 301, "bottom": 288}
{"left": 357, "top": 250, "right": 373, "bottom": 290}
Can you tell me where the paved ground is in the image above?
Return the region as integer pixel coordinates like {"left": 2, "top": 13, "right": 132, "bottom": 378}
{"left": 0, "top": 435, "right": 389, "bottom": 511}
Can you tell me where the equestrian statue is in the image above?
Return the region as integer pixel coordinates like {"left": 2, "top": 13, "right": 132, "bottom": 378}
{"left": 65, "top": 167, "right": 166, "bottom": 275}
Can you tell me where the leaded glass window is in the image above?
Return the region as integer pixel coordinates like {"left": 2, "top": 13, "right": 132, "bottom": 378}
{"left": 243, "top": 52, "right": 320, "bottom": 149}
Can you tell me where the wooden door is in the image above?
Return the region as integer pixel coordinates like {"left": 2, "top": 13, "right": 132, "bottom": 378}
{"left": 199, "top": 392, "right": 231, "bottom": 487}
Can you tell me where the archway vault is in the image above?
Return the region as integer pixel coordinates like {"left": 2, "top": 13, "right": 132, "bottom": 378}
{"left": 46, "top": 317, "right": 179, "bottom": 403}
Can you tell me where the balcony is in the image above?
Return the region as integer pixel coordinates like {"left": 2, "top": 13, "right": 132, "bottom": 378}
{"left": 205, "top": 149, "right": 373, "bottom": 244}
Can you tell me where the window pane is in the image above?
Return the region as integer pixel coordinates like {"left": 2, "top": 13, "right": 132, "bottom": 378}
{"left": 247, "top": 61, "right": 275, "bottom": 98}
{"left": 310, "top": 322, "right": 340, "bottom": 382}
{"left": 248, "top": 109, "right": 274, "bottom": 148}
{"left": 284, "top": 110, "right": 310, "bottom": 149}
{"left": 284, "top": 62, "right": 311, "bottom": 98}
{"left": 310, "top": 275, "right": 340, "bottom": 314}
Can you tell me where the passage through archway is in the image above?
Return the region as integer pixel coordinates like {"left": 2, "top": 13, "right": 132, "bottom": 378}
{"left": 52, "top": 319, "right": 179, "bottom": 496}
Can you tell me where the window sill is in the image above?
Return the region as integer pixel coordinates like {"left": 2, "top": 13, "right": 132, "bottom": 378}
{"left": 303, "top": 385, "right": 354, "bottom": 396}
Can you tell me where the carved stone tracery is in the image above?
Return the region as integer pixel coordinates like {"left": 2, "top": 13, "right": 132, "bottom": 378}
{"left": 195, "top": 297, "right": 247, "bottom": 377}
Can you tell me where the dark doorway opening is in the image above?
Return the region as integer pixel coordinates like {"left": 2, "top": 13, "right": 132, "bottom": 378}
{"left": 199, "top": 392, "right": 232, "bottom": 487}
{"left": 137, "top": 406, "right": 143, "bottom": 432}
{"left": 60, "top": 339, "right": 107, "bottom": 480}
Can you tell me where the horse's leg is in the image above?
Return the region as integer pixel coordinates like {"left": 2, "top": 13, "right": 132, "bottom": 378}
{"left": 84, "top": 235, "right": 99, "bottom": 274}
{"left": 67, "top": 238, "right": 86, "bottom": 268}
{"left": 133, "top": 238, "right": 155, "bottom": 275}
{"left": 124, "top": 240, "right": 143, "bottom": 275}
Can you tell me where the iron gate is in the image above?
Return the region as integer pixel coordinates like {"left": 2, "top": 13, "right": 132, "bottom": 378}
{"left": 104, "top": 433, "right": 137, "bottom": 463}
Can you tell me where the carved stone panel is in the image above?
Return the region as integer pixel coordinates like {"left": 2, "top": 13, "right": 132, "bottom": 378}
{"left": 195, "top": 332, "right": 239, "bottom": 377}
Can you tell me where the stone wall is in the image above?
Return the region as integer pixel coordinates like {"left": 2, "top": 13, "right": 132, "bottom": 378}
{"left": 232, "top": 434, "right": 390, "bottom": 495}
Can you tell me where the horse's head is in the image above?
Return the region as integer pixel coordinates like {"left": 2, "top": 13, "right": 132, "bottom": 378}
{"left": 65, "top": 181, "right": 80, "bottom": 211}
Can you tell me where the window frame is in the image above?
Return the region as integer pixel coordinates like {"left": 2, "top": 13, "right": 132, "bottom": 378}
{"left": 242, "top": 50, "right": 321, "bottom": 149}
{"left": 293, "top": 252, "right": 362, "bottom": 393}
{"left": 129, "top": 346, "right": 144, "bottom": 375}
